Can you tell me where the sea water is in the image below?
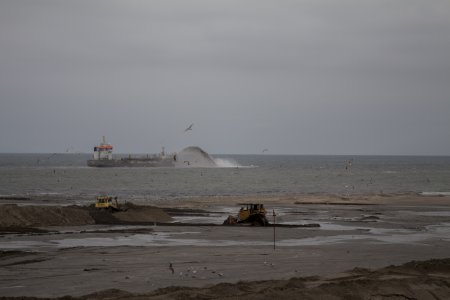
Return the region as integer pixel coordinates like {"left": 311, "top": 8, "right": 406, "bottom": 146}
{"left": 0, "top": 154, "right": 449, "bottom": 203}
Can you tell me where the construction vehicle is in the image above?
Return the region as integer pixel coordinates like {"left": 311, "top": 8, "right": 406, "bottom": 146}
{"left": 224, "top": 203, "right": 269, "bottom": 226}
{"left": 95, "top": 196, "right": 120, "bottom": 212}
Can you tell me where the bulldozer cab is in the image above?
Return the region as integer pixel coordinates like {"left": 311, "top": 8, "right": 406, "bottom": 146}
{"left": 238, "top": 203, "right": 267, "bottom": 222}
{"left": 223, "top": 203, "right": 269, "bottom": 226}
{"left": 95, "top": 196, "right": 119, "bottom": 211}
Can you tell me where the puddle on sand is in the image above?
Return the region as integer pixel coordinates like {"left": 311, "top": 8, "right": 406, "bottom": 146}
{"left": 54, "top": 234, "right": 267, "bottom": 248}
{"left": 172, "top": 216, "right": 224, "bottom": 224}
{"left": 1, "top": 224, "right": 449, "bottom": 250}
{"left": 410, "top": 211, "right": 450, "bottom": 217}
{"left": 0, "top": 240, "right": 57, "bottom": 249}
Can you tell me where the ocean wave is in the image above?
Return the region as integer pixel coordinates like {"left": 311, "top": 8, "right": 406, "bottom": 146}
{"left": 213, "top": 158, "right": 256, "bottom": 168}
{"left": 420, "top": 192, "right": 450, "bottom": 196}
{"left": 213, "top": 158, "right": 241, "bottom": 168}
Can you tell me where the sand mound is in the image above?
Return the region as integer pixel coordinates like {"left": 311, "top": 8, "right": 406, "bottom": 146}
{"left": 0, "top": 204, "right": 172, "bottom": 228}
{"left": 0, "top": 204, "right": 95, "bottom": 227}
{"left": 114, "top": 259, "right": 450, "bottom": 300}
{"left": 112, "top": 204, "right": 172, "bottom": 223}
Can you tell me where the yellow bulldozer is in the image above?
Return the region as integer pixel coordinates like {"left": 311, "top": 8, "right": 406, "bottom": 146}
{"left": 95, "top": 196, "right": 120, "bottom": 212}
{"left": 224, "top": 203, "right": 269, "bottom": 226}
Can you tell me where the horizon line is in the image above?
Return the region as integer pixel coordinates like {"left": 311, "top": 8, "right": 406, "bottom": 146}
{"left": 0, "top": 151, "right": 449, "bottom": 157}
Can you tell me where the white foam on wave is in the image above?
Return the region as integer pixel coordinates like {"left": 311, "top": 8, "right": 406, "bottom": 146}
{"left": 421, "top": 192, "right": 450, "bottom": 196}
{"left": 213, "top": 158, "right": 241, "bottom": 168}
{"left": 213, "top": 158, "right": 257, "bottom": 168}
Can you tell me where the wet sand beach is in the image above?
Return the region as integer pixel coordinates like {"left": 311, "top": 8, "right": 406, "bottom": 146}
{"left": 1, "top": 193, "right": 450, "bottom": 299}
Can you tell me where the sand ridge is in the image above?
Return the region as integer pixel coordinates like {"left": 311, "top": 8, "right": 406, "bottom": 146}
{"left": 0, "top": 204, "right": 94, "bottom": 227}
{"left": 1, "top": 258, "right": 449, "bottom": 300}
{"left": 0, "top": 204, "right": 172, "bottom": 228}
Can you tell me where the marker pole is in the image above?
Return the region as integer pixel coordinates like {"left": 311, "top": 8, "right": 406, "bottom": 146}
{"left": 273, "top": 209, "right": 276, "bottom": 250}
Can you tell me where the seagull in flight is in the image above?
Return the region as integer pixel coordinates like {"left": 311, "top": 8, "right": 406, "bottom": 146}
{"left": 184, "top": 123, "right": 194, "bottom": 133}
{"left": 262, "top": 149, "right": 268, "bottom": 153}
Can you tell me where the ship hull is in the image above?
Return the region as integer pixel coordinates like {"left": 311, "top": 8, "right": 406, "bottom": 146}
{"left": 87, "top": 158, "right": 175, "bottom": 168}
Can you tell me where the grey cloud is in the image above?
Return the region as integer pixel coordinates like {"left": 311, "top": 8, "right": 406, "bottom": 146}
{"left": 1, "top": 0, "right": 449, "bottom": 155}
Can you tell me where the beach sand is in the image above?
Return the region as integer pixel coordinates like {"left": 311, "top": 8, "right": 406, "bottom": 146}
{"left": 1, "top": 193, "right": 450, "bottom": 299}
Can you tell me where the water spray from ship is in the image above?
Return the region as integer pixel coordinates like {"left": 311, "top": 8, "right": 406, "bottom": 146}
{"left": 213, "top": 157, "right": 242, "bottom": 168}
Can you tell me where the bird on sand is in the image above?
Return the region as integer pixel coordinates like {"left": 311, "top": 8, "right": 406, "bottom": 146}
{"left": 184, "top": 123, "right": 194, "bottom": 132}
{"left": 169, "top": 263, "right": 174, "bottom": 274}
{"left": 345, "top": 159, "right": 353, "bottom": 170}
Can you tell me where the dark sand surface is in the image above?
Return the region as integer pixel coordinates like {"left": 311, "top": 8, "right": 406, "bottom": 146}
{"left": 1, "top": 193, "right": 450, "bottom": 299}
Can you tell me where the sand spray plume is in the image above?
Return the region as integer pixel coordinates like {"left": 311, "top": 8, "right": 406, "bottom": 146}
{"left": 175, "top": 146, "right": 217, "bottom": 167}
{"left": 175, "top": 146, "right": 249, "bottom": 168}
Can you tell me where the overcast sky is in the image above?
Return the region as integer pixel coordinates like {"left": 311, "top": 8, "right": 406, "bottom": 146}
{"left": 1, "top": 0, "right": 449, "bottom": 155}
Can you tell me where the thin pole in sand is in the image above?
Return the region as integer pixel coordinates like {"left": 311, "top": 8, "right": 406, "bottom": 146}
{"left": 272, "top": 209, "right": 276, "bottom": 250}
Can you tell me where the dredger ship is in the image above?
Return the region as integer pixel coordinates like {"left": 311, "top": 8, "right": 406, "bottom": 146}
{"left": 87, "top": 136, "right": 216, "bottom": 168}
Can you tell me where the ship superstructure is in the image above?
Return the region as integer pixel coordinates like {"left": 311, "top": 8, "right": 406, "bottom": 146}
{"left": 92, "top": 136, "right": 113, "bottom": 161}
{"left": 87, "top": 137, "right": 175, "bottom": 167}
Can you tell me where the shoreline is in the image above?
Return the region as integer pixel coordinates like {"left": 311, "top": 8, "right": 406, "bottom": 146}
{"left": 1, "top": 191, "right": 450, "bottom": 207}
{"left": 1, "top": 193, "right": 450, "bottom": 298}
